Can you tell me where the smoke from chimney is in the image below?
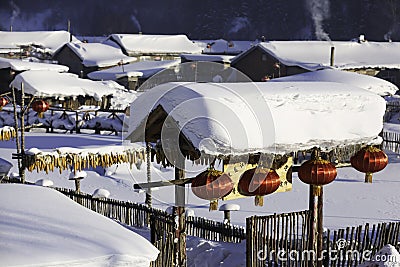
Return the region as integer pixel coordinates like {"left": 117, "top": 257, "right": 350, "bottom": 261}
{"left": 9, "top": 0, "right": 20, "bottom": 31}
{"left": 306, "top": 0, "right": 331, "bottom": 41}
{"left": 130, "top": 14, "right": 142, "bottom": 33}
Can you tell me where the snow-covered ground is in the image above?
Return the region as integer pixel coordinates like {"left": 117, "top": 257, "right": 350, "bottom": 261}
{"left": 0, "top": 131, "right": 399, "bottom": 230}
{"left": 0, "top": 183, "right": 159, "bottom": 267}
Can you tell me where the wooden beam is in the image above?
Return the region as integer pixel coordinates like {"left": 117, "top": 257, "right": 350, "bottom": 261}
{"left": 133, "top": 178, "right": 193, "bottom": 190}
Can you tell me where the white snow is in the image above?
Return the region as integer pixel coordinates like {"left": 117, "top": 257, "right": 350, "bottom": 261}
{"left": 88, "top": 59, "right": 180, "bottom": 80}
{"left": 0, "top": 30, "right": 79, "bottom": 54}
{"left": 107, "top": 34, "right": 202, "bottom": 55}
{"left": 35, "top": 178, "right": 54, "bottom": 187}
{"left": 181, "top": 53, "right": 235, "bottom": 64}
{"left": 0, "top": 183, "right": 159, "bottom": 266}
{"left": 127, "top": 82, "right": 386, "bottom": 155}
{"left": 92, "top": 188, "right": 111, "bottom": 199}
{"left": 255, "top": 41, "right": 400, "bottom": 70}
{"left": 358, "top": 244, "right": 400, "bottom": 267}
{"left": 10, "top": 70, "right": 126, "bottom": 101}
{"left": 62, "top": 42, "right": 137, "bottom": 67}
{"left": 69, "top": 170, "right": 88, "bottom": 179}
{"left": 0, "top": 57, "right": 69, "bottom": 72}
{"left": 219, "top": 203, "right": 240, "bottom": 211}
{"left": 270, "top": 69, "right": 399, "bottom": 96}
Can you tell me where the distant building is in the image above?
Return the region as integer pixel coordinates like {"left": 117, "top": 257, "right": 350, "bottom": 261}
{"left": 104, "top": 34, "right": 202, "bottom": 61}
{"left": 53, "top": 42, "right": 136, "bottom": 78}
{"left": 231, "top": 40, "right": 400, "bottom": 86}
{"left": 0, "top": 30, "right": 78, "bottom": 60}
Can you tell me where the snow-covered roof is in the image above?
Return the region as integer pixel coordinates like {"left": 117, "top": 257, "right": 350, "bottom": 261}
{"left": 251, "top": 41, "right": 400, "bottom": 70}
{"left": 181, "top": 53, "right": 235, "bottom": 64}
{"left": 0, "top": 57, "right": 69, "bottom": 72}
{"left": 194, "top": 39, "right": 255, "bottom": 55}
{"left": 107, "top": 34, "right": 202, "bottom": 55}
{"left": 0, "top": 184, "right": 158, "bottom": 266}
{"left": 126, "top": 82, "right": 385, "bottom": 155}
{"left": 10, "top": 70, "right": 125, "bottom": 100}
{"left": 270, "top": 69, "right": 399, "bottom": 96}
{"left": 88, "top": 59, "right": 180, "bottom": 80}
{"left": 62, "top": 42, "right": 137, "bottom": 67}
{"left": 0, "top": 31, "right": 79, "bottom": 54}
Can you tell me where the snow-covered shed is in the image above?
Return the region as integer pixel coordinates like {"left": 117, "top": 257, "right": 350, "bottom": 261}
{"left": 105, "top": 34, "right": 202, "bottom": 59}
{"left": 270, "top": 69, "right": 399, "bottom": 96}
{"left": 88, "top": 59, "right": 180, "bottom": 90}
{"left": 0, "top": 57, "right": 69, "bottom": 94}
{"left": 10, "top": 70, "right": 126, "bottom": 109}
{"left": 231, "top": 40, "right": 400, "bottom": 85}
{"left": 126, "top": 81, "right": 385, "bottom": 157}
{"left": 53, "top": 42, "right": 137, "bottom": 77}
{"left": 0, "top": 30, "right": 79, "bottom": 59}
{"left": 0, "top": 183, "right": 159, "bottom": 267}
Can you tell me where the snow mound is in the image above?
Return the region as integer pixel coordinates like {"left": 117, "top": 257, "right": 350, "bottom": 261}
{"left": 0, "top": 184, "right": 159, "bottom": 266}
{"left": 359, "top": 244, "right": 400, "bottom": 267}
{"left": 92, "top": 188, "right": 111, "bottom": 199}
{"left": 35, "top": 178, "right": 54, "bottom": 187}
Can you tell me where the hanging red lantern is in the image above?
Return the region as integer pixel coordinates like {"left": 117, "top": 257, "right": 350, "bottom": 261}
{"left": 191, "top": 169, "right": 234, "bottom": 211}
{"left": 32, "top": 100, "right": 50, "bottom": 118}
{"left": 298, "top": 158, "right": 337, "bottom": 196}
{"left": 350, "top": 146, "right": 388, "bottom": 183}
{"left": 238, "top": 167, "right": 281, "bottom": 206}
{"left": 0, "top": 97, "right": 8, "bottom": 110}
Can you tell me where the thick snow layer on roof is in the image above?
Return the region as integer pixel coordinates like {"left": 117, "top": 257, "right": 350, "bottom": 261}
{"left": 0, "top": 184, "right": 158, "bottom": 266}
{"left": 127, "top": 82, "right": 385, "bottom": 155}
{"left": 257, "top": 41, "right": 400, "bottom": 70}
{"left": 270, "top": 69, "right": 398, "bottom": 96}
{"left": 0, "top": 31, "right": 79, "bottom": 54}
{"left": 10, "top": 70, "right": 126, "bottom": 100}
{"left": 180, "top": 53, "right": 235, "bottom": 63}
{"left": 88, "top": 59, "right": 180, "bottom": 80}
{"left": 0, "top": 57, "right": 69, "bottom": 72}
{"left": 64, "top": 42, "right": 137, "bottom": 67}
{"left": 108, "top": 34, "right": 202, "bottom": 55}
{"left": 194, "top": 39, "right": 255, "bottom": 55}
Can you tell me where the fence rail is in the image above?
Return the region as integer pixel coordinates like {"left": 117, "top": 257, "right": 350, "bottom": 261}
{"left": 382, "top": 131, "right": 400, "bottom": 154}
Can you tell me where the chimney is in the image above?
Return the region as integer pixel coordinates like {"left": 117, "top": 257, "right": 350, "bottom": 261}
{"left": 330, "top": 46, "right": 335, "bottom": 67}
{"left": 359, "top": 34, "right": 365, "bottom": 43}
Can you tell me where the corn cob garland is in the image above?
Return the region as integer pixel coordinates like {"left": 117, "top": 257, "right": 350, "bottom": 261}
{"left": 25, "top": 148, "right": 146, "bottom": 174}
{"left": 0, "top": 127, "right": 16, "bottom": 141}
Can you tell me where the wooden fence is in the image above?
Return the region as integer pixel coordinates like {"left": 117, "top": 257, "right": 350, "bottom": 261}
{"left": 382, "top": 131, "right": 400, "bottom": 154}
{"left": 246, "top": 211, "right": 311, "bottom": 267}
{"left": 325, "top": 221, "right": 400, "bottom": 266}
{"left": 246, "top": 211, "right": 400, "bottom": 267}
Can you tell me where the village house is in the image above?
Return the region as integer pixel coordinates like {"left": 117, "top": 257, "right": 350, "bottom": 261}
{"left": 231, "top": 39, "right": 400, "bottom": 86}
{"left": 53, "top": 42, "right": 137, "bottom": 78}
{"left": 0, "top": 57, "right": 68, "bottom": 94}
{"left": 0, "top": 30, "right": 78, "bottom": 60}
{"left": 88, "top": 59, "right": 180, "bottom": 91}
{"left": 104, "top": 34, "right": 202, "bottom": 61}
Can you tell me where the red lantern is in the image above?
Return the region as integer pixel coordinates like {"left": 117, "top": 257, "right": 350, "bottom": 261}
{"left": 191, "top": 169, "right": 234, "bottom": 211}
{"left": 238, "top": 167, "right": 281, "bottom": 206}
{"left": 0, "top": 97, "right": 8, "bottom": 110}
{"left": 32, "top": 100, "right": 50, "bottom": 118}
{"left": 298, "top": 158, "right": 337, "bottom": 196}
{"left": 350, "top": 146, "right": 388, "bottom": 183}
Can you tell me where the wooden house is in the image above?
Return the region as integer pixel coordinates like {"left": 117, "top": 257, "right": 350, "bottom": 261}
{"left": 53, "top": 42, "right": 136, "bottom": 78}
{"left": 0, "top": 58, "right": 68, "bottom": 94}
{"left": 0, "top": 30, "right": 78, "bottom": 60}
{"left": 231, "top": 40, "right": 400, "bottom": 87}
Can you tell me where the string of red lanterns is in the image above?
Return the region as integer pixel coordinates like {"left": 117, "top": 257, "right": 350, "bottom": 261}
{"left": 32, "top": 99, "right": 50, "bottom": 118}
